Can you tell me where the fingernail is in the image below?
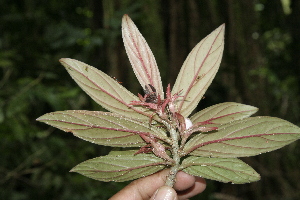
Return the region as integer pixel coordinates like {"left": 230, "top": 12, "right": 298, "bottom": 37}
{"left": 151, "top": 186, "right": 177, "bottom": 200}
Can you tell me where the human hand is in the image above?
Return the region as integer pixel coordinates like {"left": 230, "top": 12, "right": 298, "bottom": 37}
{"left": 109, "top": 169, "right": 206, "bottom": 200}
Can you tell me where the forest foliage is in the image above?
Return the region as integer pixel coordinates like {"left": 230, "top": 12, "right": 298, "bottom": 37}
{"left": 1, "top": 0, "right": 300, "bottom": 199}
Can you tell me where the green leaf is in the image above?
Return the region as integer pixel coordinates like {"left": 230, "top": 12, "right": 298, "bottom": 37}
{"left": 70, "top": 150, "right": 167, "bottom": 182}
{"left": 37, "top": 110, "right": 169, "bottom": 147}
{"left": 122, "top": 15, "right": 164, "bottom": 98}
{"left": 190, "top": 102, "right": 258, "bottom": 126}
{"left": 181, "top": 156, "right": 260, "bottom": 184}
{"left": 59, "top": 58, "right": 153, "bottom": 120}
{"left": 183, "top": 117, "right": 300, "bottom": 157}
{"left": 172, "top": 24, "right": 225, "bottom": 117}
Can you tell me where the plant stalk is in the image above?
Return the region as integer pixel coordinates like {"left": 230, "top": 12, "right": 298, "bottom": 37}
{"left": 165, "top": 126, "right": 180, "bottom": 187}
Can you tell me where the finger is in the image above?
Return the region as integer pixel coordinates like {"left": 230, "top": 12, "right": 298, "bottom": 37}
{"left": 177, "top": 177, "right": 206, "bottom": 200}
{"left": 150, "top": 186, "right": 178, "bottom": 200}
{"left": 109, "top": 170, "right": 206, "bottom": 200}
{"left": 173, "top": 171, "right": 196, "bottom": 191}
{"left": 109, "top": 169, "right": 170, "bottom": 200}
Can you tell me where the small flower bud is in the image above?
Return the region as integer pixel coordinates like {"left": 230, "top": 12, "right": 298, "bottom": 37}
{"left": 185, "top": 118, "right": 193, "bottom": 129}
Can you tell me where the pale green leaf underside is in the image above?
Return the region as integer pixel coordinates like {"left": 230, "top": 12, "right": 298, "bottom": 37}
{"left": 60, "top": 58, "right": 152, "bottom": 120}
{"left": 122, "top": 15, "right": 164, "bottom": 98}
{"left": 190, "top": 102, "right": 258, "bottom": 126}
{"left": 71, "top": 150, "right": 166, "bottom": 182}
{"left": 172, "top": 24, "right": 225, "bottom": 117}
{"left": 37, "top": 110, "right": 169, "bottom": 147}
{"left": 181, "top": 156, "right": 260, "bottom": 184}
{"left": 184, "top": 117, "right": 300, "bottom": 157}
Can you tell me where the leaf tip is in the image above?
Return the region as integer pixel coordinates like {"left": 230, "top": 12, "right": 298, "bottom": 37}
{"left": 216, "top": 23, "right": 225, "bottom": 39}
{"left": 220, "top": 23, "right": 225, "bottom": 34}
{"left": 69, "top": 167, "right": 76, "bottom": 173}
{"left": 252, "top": 106, "right": 259, "bottom": 113}
{"left": 59, "top": 58, "right": 69, "bottom": 64}
{"left": 122, "top": 14, "right": 131, "bottom": 24}
{"left": 36, "top": 114, "right": 47, "bottom": 122}
{"left": 59, "top": 58, "right": 73, "bottom": 69}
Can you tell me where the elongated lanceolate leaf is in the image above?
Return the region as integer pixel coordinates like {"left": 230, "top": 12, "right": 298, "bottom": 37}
{"left": 190, "top": 102, "right": 258, "bottom": 126}
{"left": 172, "top": 24, "right": 225, "bottom": 117}
{"left": 60, "top": 58, "right": 152, "bottom": 120}
{"left": 183, "top": 117, "right": 300, "bottom": 157}
{"left": 71, "top": 150, "right": 166, "bottom": 182}
{"left": 122, "top": 15, "right": 164, "bottom": 98}
{"left": 37, "top": 110, "right": 169, "bottom": 147}
{"left": 181, "top": 156, "right": 260, "bottom": 184}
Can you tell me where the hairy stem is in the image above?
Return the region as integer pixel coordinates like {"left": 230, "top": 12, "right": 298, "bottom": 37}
{"left": 165, "top": 125, "right": 180, "bottom": 187}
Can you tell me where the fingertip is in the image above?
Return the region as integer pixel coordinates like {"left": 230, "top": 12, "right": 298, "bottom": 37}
{"left": 195, "top": 176, "right": 206, "bottom": 193}
{"left": 150, "top": 186, "right": 178, "bottom": 200}
{"left": 174, "top": 171, "right": 196, "bottom": 191}
{"left": 177, "top": 176, "right": 206, "bottom": 199}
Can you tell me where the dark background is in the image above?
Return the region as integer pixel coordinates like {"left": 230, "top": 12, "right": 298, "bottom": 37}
{"left": 1, "top": 0, "right": 300, "bottom": 199}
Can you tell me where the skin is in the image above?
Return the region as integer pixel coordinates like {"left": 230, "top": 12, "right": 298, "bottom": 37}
{"left": 110, "top": 169, "right": 206, "bottom": 200}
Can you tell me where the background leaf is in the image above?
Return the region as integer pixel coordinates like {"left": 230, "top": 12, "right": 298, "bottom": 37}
{"left": 181, "top": 156, "right": 260, "bottom": 184}
{"left": 71, "top": 150, "right": 166, "bottom": 182}
{"left": 184, "top": 117, "right": 300, "bottom": 157}
{"left": 37, "top": 110, "right": 169, "bottom": 147}
{"left": 122, "top": 14, "right": 164, "bottom": 98}
{"left": 190, "top": 102, "right": 258, "bottom": 126}
{"left": 172, "top": 24, "right": 225, "bottom": 117}
{"left": 60, "top": 58, "right": 153, "bottom": 120}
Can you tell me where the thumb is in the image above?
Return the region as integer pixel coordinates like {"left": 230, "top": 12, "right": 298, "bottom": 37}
{"left": 150, "top": 186, "right": 178, "bottom": 200}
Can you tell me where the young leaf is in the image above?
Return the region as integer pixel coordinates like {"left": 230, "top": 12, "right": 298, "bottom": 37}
{"left": 70, "top": 150, "right": 167, "bottom": 182}
{"left": 183, "top": 117, "right": 300, "bottom": 157}
{"left": 172, "top": 24, "right": 225, "bottom": 117}
{"left": 190, "top": 102, "right": 258, "bottom": 126}
{"left": 60, "top": 58, "right": 152, "bottom": 120}
{"left": 37, "top": 110, "right": 169, "bottom": 147}
{"left": 122, "top": 14, "right": 164, "bottom": 98}
{"left": 180, "top": 156, "right": 260, "bottom": 184}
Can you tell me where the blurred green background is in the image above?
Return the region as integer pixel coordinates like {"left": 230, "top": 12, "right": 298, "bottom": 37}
{"left": 1, "top": 0, "right": 300, "bottom": 199}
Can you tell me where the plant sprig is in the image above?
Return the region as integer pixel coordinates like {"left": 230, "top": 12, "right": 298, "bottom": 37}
{"left": 37, "top": 14, "right": 300, "bottom": 186}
